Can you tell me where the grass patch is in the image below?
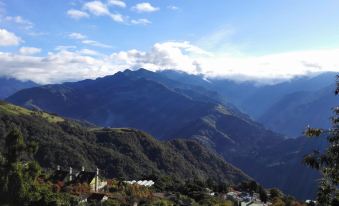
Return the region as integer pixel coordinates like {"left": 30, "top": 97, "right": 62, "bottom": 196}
{"left": 0, "top": 102, "right": 64, "bottom": 123}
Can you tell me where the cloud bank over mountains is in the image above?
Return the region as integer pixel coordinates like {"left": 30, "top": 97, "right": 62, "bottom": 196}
{"left": 1, "top": 37, "right": 339, "bottom": 84}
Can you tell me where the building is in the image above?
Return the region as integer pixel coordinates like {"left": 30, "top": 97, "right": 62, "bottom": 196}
{"left": 225, "top": 190, "right": 269, "bottom": 206}
{"left": 73, "top": 167, "right": 107, "bottom": 192}
{"left": 50, "top": 166, "right": 107, "bottom": 192}
{"left": 124, "top": 180, "right": 155, "bottom": 187}
{"left": 49, "top": 166, "right": 73, "bottom": 185}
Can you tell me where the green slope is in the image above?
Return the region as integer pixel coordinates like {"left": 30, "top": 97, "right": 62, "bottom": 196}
{"left": 0, "top": 100, "right": 64, "bottom": 123}
{"left": 0, "top": 101, "right": 250, "bottom": 185}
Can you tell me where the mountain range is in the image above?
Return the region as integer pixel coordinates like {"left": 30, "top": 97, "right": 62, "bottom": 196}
{"left": 259, "top": 85, "right": 336, "bottom": 137}
{"left": 155, "top": 70, "right": 336, "bottom": 137}
{"left": 0, "top": 77, "right": 38, "bottom": 99}
{"left": 5, "top": 68, "right": 334, "bottom": 199}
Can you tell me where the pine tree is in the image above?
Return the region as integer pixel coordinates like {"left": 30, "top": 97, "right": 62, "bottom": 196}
{"left": 0, "top": 127, "right": 46, "bottom": 204}
{"left": 5, "top": 127, "right": 25, "bottom": 164}
{"left": 0, "top": 127, "right": 75, "bottom": 205}
{"left": 258, "top": 186, "right": 268, "bottom": 203}
{"left": 0, "top": 127, "right": 29, "bottom": 204}
{"left": 304, "top": 75, "right": 339, "bottom": 205}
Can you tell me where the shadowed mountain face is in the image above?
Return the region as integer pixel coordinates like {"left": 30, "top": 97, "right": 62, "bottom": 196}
{"left": 220, "top": 73, "right": 335, "bottom": 118}
{"left": 6, "top": 69, "right": 331, "bottom": 199}
{"left": 0, "top": 77, "right": 38, "bottom": 99}
{"left": 7, "top": 69, "right": 279, "bottom": 144}
{"left": 155, "top": 70, "right": 336, "bottom": 138}
{"left": 7, "top": 72, "right": 215, "bottom": 139}
{"left": 259, "top": 85, "right": 337, "bottom": 137}
{"left": 0, "top": 101, "right": 249, "bottom": 184}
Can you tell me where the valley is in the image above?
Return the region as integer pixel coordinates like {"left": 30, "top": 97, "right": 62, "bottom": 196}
{"left": 5, "top": 69, "right": 334, "bottom": 200}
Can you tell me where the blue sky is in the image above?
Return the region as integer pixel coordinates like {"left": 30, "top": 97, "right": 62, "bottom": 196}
{"left": 1, "top": 0, "right": 339, "bottom": 83}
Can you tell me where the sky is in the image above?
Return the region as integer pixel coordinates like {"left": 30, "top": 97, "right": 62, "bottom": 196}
{"left": 1, "top": 0, "right": 339, "bottom": 84}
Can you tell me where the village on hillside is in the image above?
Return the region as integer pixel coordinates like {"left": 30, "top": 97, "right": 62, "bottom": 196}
{"left": 41, "top": 166, "right": 314, "bottom": 206}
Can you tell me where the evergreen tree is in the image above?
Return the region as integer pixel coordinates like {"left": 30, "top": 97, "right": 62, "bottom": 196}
{"left": 0, "top": 127, "right": 24, "bottom": 204}
{"left": 304, "top": 75, "right": 339, "bottom": 205}
{"left": 5, "top": 127, "right": 25, "bottom": 164}
{"left": 258, "top": 186, "right": 268, "bottom": 203}
{"left": 0, "top": 127, "right": 73, "bottom": 205}
{"left": 269, "top": 188, "right": 283, "bottom": 199}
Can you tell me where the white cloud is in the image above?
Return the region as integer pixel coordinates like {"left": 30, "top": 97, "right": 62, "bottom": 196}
{"left": 131, "top": 18, "right": 151, "bottom": 25}
{"left": 4, "top": 16, "right": 33, "bottom": 30}
{"left": 0, "top": 50, "right": 118, "bottom": 84}
{"left": 82, "top": 39, "right": 112, "bottom": 48}
{"left": 167, "top": 5, "right": 179, "bottom": 11}
{"left": 83, "top": 1, "right": 110, "bottom": 16}
{"left": 132, "top": 2, "right": 159, "bottom": 13}
{"left": 27, "top": 31, "right": 48, "bottom": 37}
{"left": 68, "top": 32, "right": 112, "bottom": 48}
{"left": 210, "top": 49, "right": 339, "bottom": 81}
{"left": 110, "top": 13, "right": 124, "bottom": 22}
{"left": 81, "top": 0, "right": 125, "bottom": 23}
{"left": 0, "top": 11, "right": 46, "bottom": 36}
{"left": 67, "top": 9, "right": 89, "bottom": 19}
{"left": 0, "top": 28, "right": 21, "bottom": 46}
{"left": 78, "top": 48, "right": 101, "bottom": 56}
{"left": 19, "top": 47, "right": 41, "bottom": 55}
{"left": 55, "top": 45, "right": 77, "bottom": 51}
{"left": 108, "top": 0, "right": 126, "bottom": 8}
{"left": 2, "top": 41, "right": 339, "bottom": 84}
{"left": 69, "top": 32, "right": 87, "bottom": 40}
{"left": 109, "top": 41, "right": 210, "bottom": 74}
{"left": 109, "top": 42, "right": 339, "bottom": 82}
{"left": 1, "top": 15, "right": 47, "bottom": 37}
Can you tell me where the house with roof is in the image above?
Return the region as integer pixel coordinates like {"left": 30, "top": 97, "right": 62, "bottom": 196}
{"left": 49, "top": 166, "right": 107, "bottom": 193}
{"left": 73, "top": 168, "right": 107, "bottom": 192}
{"left": 49, "top": 166, "right": 73, "bottom": 186}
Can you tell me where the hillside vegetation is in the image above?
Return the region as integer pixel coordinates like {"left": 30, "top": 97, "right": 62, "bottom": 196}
{"left": 0, "top": 101, "right": 249, "bottom": 186}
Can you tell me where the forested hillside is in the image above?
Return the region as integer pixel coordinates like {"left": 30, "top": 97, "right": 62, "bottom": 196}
{"left": 0, "top": 101, "right": 249, "bottom": 185}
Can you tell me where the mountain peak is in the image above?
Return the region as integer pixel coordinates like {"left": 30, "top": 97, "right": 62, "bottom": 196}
{"left": 121, "top": 68, "right": 153, "bottom": 74}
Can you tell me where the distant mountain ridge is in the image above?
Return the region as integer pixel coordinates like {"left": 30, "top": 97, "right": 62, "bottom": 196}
{"left": 0, "top": 77, "right": 38, "bottom": 99}
{"left": 7, "top": 72, "right": 214, "bottom": 139}
{"left": 259, "top": 85, "right": 336, "bottom": 137}
{"left": 7, "top": 69, "right": 273, "bottom": 142}
{"left": 156, "top": 70, "right": 336, "bottom": 137}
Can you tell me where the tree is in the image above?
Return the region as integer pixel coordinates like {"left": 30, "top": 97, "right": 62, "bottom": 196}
{"left": 0, "top": 127, "right": 73, "bottom": 205}
{"left": 0, "top": 127, "right": 29, "bottom": 204}
{"left": 271, "top": 197, "right": 285, "bottom": 206}
{"left": 269, "top": 188, "right": 283, "bottom": 199}
{"left": 248, "top": 180, "right": 258, "bottom": 194}
{"left": 5, "top": 127, "right": 25, "bottom": 164}
{"left": 303, "top": 75, "right": 339, "bottom": 205}
{"left": 258, "top": 186, "right": 268, "bottom": 203}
